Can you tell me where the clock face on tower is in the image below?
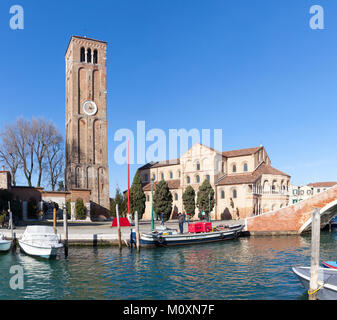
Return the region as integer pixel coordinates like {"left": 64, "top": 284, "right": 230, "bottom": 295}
{"left": 82, "top": 100, "right": 98, "bottom": 116}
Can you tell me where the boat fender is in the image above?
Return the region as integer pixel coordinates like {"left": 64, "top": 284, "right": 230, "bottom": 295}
{"left": 157, "top": 235, "right": 164, "bottom": 244}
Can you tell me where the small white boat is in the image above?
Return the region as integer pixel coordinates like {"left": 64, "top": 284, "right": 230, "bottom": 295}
{"left": 0, "top": 232, "right": 11, "bottom": 252}
{"left": 19, "top": 226, "right": 63, "bottom": 259}
{"left": 292, "top": 266, "right": 337, "bottom": 300}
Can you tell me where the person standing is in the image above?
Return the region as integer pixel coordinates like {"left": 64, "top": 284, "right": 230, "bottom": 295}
{"left": 160, "top": 212, "right": 164, "bottom": 226}
{"left": 178, "top": 212, "right": 184, "bottom": 234}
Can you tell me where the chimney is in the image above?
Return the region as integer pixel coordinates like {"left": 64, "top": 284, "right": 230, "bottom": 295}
{"left": 1, "top": 165, "right": 4, "bottom": 171}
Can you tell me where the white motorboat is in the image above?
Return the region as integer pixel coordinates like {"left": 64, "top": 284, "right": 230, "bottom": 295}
{"left": 19, "top": 226, "right": 63, "bottom": 259}
{"left": 0, "top": 232, "right": 11, "bottom": 252}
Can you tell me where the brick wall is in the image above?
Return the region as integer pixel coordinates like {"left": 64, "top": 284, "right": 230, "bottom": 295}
{"left": 10, "top": 187, "right": 43, "bottom": 202}
{"left": 246, "top": 184, "right": 337, "bottom": 234}
{"left": 67, "top": 188, "right": 91, "bottom": 203}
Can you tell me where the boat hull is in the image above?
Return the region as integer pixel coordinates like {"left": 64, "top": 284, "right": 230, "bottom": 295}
{"left": 140, "top": 225, "right": 243, "bottom": 247}
{"left": 322, "top": 261, "right": 337, "bottom": 269}
{"left": 19, "top": 240, "right": 63, "bottom": 259}
{"left": 292, "top": 267, "right": 337, "bottom": 300}
{"left": 0, "top": 240, "right": 11, "bottom": 252}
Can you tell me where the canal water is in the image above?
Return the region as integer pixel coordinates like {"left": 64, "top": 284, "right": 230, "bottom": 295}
{"left": 1, "top": 230, "right": 337, "bottom": 300}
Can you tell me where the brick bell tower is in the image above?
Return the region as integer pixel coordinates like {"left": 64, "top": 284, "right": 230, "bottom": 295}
{"left": 65, "top": 36, "right": 110, "bottom": 217}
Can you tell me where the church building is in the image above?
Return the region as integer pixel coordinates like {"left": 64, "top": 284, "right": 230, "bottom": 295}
{"left": 139, "top": 144, "right": 291, "bottom": 220}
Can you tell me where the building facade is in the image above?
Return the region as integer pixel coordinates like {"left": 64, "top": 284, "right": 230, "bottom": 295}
{"left": 289, "top": 181, "right": 337, "bottom": 204}
{"left": 139, "top": 144, "right": 291, "bottom": 220}
{"left": 0, "top": 170, "right": 91, "bottom": 221}
{"left": 65, "top": 36, "right": 110, "bottom": 217}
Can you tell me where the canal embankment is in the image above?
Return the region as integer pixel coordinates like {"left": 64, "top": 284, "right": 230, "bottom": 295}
{"left": 1, "top": 219, "right": 245, "bottom": 246}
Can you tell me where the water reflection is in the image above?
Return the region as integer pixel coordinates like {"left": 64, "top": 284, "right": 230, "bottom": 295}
{"left": 1, "top": 232, "right": 336, "bottom": 299}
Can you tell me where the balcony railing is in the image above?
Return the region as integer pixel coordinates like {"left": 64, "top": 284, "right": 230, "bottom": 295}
{"left": 249, "top": 185, "right": 290, "bottom": 196}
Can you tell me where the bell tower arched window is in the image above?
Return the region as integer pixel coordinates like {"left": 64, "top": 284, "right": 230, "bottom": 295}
{"left": 93, "top": 49, "right": 98, "bottom": 64}
{"left": 80, "top": 47, "right": 85, "bottom": 62}
{"left": 87, "top": 48, "right": 92, "bottom": 63}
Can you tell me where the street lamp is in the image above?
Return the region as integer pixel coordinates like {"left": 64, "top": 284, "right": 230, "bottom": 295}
{"left": 151, "top": 178, "right": 155, "bottom": 232}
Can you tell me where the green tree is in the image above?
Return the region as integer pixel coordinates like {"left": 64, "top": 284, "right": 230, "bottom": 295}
{"left": 75, "top": 198, "right": 86, "bottom": 220}
{"left": 111, "top": 186, "right": 128, "bottom": 217}
{"left": 130, "top": 171, "right": 146, "bottom": 219}
{"left": 110, "top": 197, "right": 116, "bottom": 218}
{"left": 182, "top": 185, "right": 196, "bottom": 218}
{"left": 153, "top": 180, "right": 173, "bottom": 221}
{"left": 197, "top": 179, "right": 215, "bottom": 219}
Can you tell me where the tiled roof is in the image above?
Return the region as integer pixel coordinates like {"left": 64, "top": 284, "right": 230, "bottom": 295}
{"left": 222, "top": 146, "right": 262, "bottom": 158}
{"left": 151, "top": 159, "right": 180, "bottom": 168}
{"left": 142, "top": 179, "right": 180, "bottom": 191}
{"left": 138, "top": 162, "right": 155, "bottom": 170}
{"left": 216, "top": 162, "right": 290, "bottom": 186}
{"left": 216, "top": 173, "right": 256, "bottom": 185}
{"left": 139, "top": 146, "right": 264, "bottom": 171}
{"left": 253, "top": 162, "right": 290, "bottom": 177}
{"left": 307, "top": 182, "right": 337, "bottom": 188}
{"left": 138, "top": 159, "right": 180, "bottom": 170}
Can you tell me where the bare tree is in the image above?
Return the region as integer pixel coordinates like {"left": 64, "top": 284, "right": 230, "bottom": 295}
{"left": 0, "top": 117, "right": 65, "bottom": 189}
{"left": 32, "top": 118, "right": 50, "bottom": 187}
{"left": 0, "top": 139, "right": 21, "bottom": 186}
{"left": 44, "top": 124, "right": 64, "bottom": 191}
{"left": 2, "top": 118, "right": 35, "bottom": 187}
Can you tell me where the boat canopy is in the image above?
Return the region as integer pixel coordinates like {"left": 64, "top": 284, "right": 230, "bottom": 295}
{"left": 24, "top": 226, "right": 56, "bottom": 235}
{"left": 21, "top": 225, "right": 60, "bottom": 245}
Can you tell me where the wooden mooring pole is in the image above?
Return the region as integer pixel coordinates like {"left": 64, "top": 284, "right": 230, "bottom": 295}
{"left": 309, "top": 208, "right": 321, "bottom": 300}
{"left": 53, "top": 205, "right": 57, "bottom": 234}
{"left": 63, "top": 206, "right": 68, "bottom": 258}
{"left": 116, "top": 204, "right": 122, "bottom": 250}
{"left": 135, "top": 211, "right": 140, "bottom": 251}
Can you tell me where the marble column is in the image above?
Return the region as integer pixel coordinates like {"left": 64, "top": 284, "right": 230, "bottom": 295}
{"left": 85, "top": 202, "right": 91, "bottom": 221}
{"left": 71, "top": 202, "right": 76, "bottom": 221}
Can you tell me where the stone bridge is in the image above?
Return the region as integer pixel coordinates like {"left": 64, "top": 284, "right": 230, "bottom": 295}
{"left": 244, "top": 184, "right": 337, "bottom": 235}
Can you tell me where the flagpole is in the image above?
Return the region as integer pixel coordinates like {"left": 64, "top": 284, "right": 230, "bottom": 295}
{"left": 127, "top": 139, "right": 130, "bottom": 215}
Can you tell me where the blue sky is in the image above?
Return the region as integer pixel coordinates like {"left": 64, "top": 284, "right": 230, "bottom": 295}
{"left": 1, "top": 0, "right": 337, "bottom": 196}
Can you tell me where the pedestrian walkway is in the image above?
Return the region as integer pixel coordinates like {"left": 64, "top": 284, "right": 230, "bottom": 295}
{"left": 1, "top": 218, "right": 244, "bottom": 246}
